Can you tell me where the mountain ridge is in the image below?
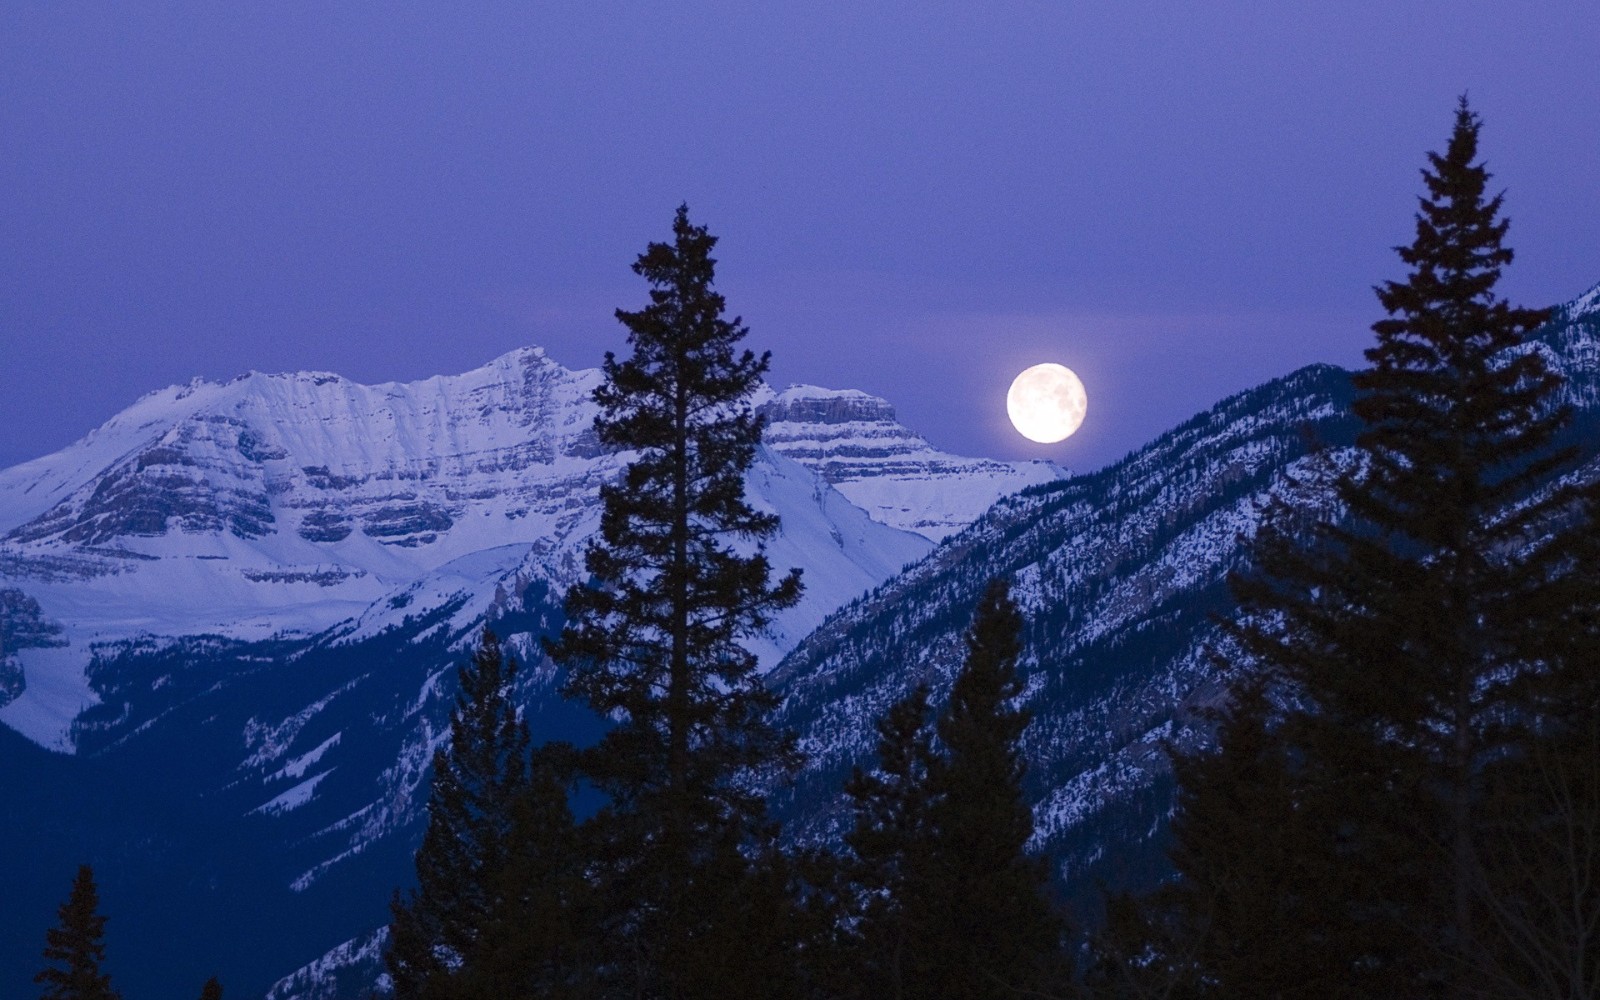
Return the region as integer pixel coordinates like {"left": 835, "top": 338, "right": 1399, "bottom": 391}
{"left": 766, "top": 283, "right": 1600, "bottom": 902}
{"left": 0, "top": 345, "right": 1059, "bottom": 752}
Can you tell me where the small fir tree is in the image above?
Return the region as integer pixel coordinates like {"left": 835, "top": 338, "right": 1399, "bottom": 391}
{"left": 197, "top": 977, "right": 222, "bottom": 1000}
{"left": 387, "top": 628, "right": 529, "bottom": 1000}
{"left": 842, "top": 684, "right": 938, "bottom": 999}
{"left": 450, "top": 743, "right": 597, "bottom": 1000}
{"left": 35, "top": 865, "right": 119, "bottom": 1000}
{"left": 544, "top": 204, "right": 803, "bottom": 998}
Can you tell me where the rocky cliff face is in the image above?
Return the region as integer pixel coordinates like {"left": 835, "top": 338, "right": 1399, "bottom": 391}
{"left": 761, "top": 388, "right": 899, "bottom": 427}
{"left": 757, "top": 384, "right": 1065, "bottom": 540}
{"left": 2, "top": 348, "right": 602, "bottom": 555}
{"left": 0, "top": 588, "right": 63, "bottom": 701}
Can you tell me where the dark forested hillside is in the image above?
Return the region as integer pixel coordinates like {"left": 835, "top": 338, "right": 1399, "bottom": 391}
{"left": 769, "top": 281, "right": 1600, "bottom": 911}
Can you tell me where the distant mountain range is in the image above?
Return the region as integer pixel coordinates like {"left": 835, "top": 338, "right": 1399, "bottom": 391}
{"left": 1, "top": 280, "right": 1594, "bottom": 1000}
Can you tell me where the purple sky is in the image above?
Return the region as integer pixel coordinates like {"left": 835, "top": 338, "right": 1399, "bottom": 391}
{"left": 3, "top": 4, "right": 1598, "bottom": 474}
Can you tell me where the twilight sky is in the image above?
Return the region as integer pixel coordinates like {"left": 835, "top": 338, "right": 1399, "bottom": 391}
{"left": 3, "top": 3, "right": 1598, "bottom": 474}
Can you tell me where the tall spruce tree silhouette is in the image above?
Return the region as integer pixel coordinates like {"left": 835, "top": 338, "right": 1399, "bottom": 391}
{"left": 1152, "top": 99, "right": 1592, "bottom": 997}
{"left": 545, "top": 205, "right": 803, "bottom": 999}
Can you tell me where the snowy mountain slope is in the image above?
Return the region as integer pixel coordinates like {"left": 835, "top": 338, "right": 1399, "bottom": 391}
{"left": 0, "top": 347, "right": 949, "bottom": 999}
{"left": 765, "top": 282, "right": 1600, "bottom": 903}
{"left": 168, "top": 454, "right": 933, "bottom": 914}
{"left": 0, "top": 347, "right": 959, "bottom": 751}
{"left": 767, "top": 363, "right": 1360, "bottom": 892}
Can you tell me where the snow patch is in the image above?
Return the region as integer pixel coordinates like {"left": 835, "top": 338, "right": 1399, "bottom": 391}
{"left": 0, "top": 646, "right": 97, "bottom": 753}
{"left": 253, "top": 769, "right": 333, "bottom": 815}
{"left": 269, "top": 733, "right": 341, "bottom": 782}
{"left": 264, "top": 926, "right": 390, "bottom": 1000}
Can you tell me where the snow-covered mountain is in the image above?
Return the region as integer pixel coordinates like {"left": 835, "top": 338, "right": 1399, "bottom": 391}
{"left": 755, "top": 384, "right": 1062, "bottom": 540}
{"left": 0, "top": 347, "right": 1058, "bottom": 753}
{"left": 0, "top": 344, "right": 1058, "bottom": 1000}
{"left": 766, "top": 363, "right": 1359, "bottom": 904}
{"left": 766, "top": 280, "right": 1600, "bottom": 904}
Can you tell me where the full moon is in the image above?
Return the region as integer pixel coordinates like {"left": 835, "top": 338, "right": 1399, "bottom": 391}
{"left": 1007, "top": 363, "right": 1087, "bottom": 444}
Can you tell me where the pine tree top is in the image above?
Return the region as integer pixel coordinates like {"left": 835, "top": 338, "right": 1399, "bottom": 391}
{"left": 36, "top": 865, "right": 119, "bottom": 1000}
{"left": 1358, "top": 96, "right": 1560, "bottom": 537}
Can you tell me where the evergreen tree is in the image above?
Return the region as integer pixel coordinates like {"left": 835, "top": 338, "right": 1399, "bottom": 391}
{"left": 387, "top": 628, "right": 529, "bottom": 1000}
{"left": 1091, "top": 676, "right": 1339, "bottom": 999}
{"left": 449, "top": 742, "right": 598, "bottom": 1000}
{"left": 1349, "top": 97, "right": 1564, "bottom": 969}
{"left": 842, "top": 684, "right": 938, "bottom": 999}
{"left": 924, "top": 578, "right": 1062, "bottom": 999}
{"left": 1149, "top": 98, "right": 1584, "bottom": 996}
{"left": 35, "top": 865, "right": 119, "bottom": 1000}
{"left": 544, "top": 204, "right": 803, "bottom": 999}
{"left": 197, "top": 977, "right": 222, "bottom": 1000}
{"left": 842, "top": 581, "right": 1063, "bottom": 999}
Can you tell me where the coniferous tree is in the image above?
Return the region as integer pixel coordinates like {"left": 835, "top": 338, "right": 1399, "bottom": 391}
{"left": 842, "top": 684, "right": 938, "bottom": 999}
{"left": 1144, "top": 99, "right": 1589, "bottom": 996}
{"left": 448, "top": 742, "right": 597, "bottom": 1000}
{"left": 35, "top": 865, "right": 119, "bottom": 1000}
{"left": 1346, "top": 97, "right": 1565, "bottom": 970}
{"left": 923, "top": 578, "right": 1063, "bottom": 999}
{"left": 545, "top": 204, "right": 804, "bottom": 999}
{"left": 387, "top": 628, "right": 530, "bottom": 1000}
{"left": 843, "top": 581, "right": 1063, "bottom": 999}
{"left": 197, "top": 977, "right": 222, "bottom": 1000}
{"left": 1090, "top": 676, "right": 1335, "bottom": 1000}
